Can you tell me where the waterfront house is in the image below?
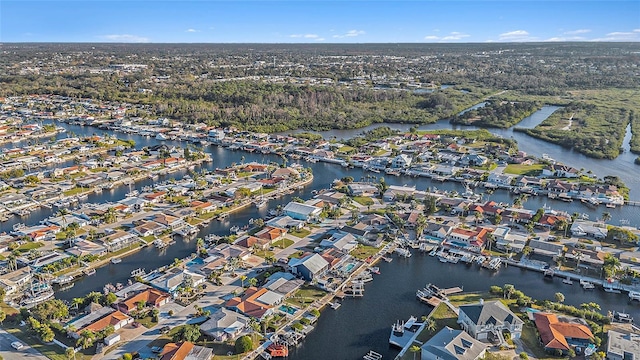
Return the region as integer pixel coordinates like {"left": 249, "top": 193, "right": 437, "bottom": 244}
{"left": 224, "top": 286, "right": 277, "bottom": 319}
{"left": 235, "top": 235, "right": 271, "bottom": 251}
{"left": 131, "top": 221, "right": 166, "bottom": 237}
{"left": 115, "top": 288, "right": 171, "bottom": 314}
{"left": 543, "top": 164, "right": 580, "bottom": 178}
{"left": 347, "top": 183, "right": 379, "bottom": 197}
{"left": 0, "top": 267, "right": 32, "bottom": 296}
{"left": 144, "top": 191, "right": 167, "bottom": 203}
{"left": 460, "top": 154, "right": 488, "bottom": 167}
{"left": 420, "top": 326, "right": 486, "bottom": 360}
{"left": 263, "top": 272, "right": 304, "bottom": 298}
{"left": 392, "top": 154, "right": 412, "bottom": 168}
{"left": 68, "top": 307, "right": 133, "bottom": 339}
{"left": 383, "top": 184, "right": 416, "bottom": 202}
{"left": 66, "top": 239, "right": 107, "bottom": 257}
{"left": 254, "top": 226, "right": 287, "bottom": 243}
{"left": 533, "top": 312, "right": 594, "bottom": 355}
{"left": 606, "top": 329, "right": 640, "bottom": 360}
{"left": 570, "top": 220, "right": 608, "bottom": 239}
{"left": 160, "top": 341, "right": 213, "bottom": 360}
{"left": 487, "top": 173, "right": 514, "bottom": 187}
{"left": 152, "top": 213, "right": 185, "bottom": 229}
{"left": 319, "top": 231, "right": 358, "bottom": 252}
{"left": 283, "top": 202, "right": 322, "bottom": 222}
{"left": 288, "top": 253, "right": 330, "bottom": 281}
{"left": 516, "top": 176, "right": 546, "bottom": 189}
{"left": 266, "top": 215, "right": 305, "bottom": 230}
{"left": 492, "top": 226, "right": 528, "bottom": 253}
{"left": 528, "top": 238, "right": 565, "bottom": 257}
{"left": 150, "top": 268, "right": 205, "bottom": 293}
{"left": 30, "top": 251, "right": 71, "bottom": 270}
{"left": 210, "top": 243, "right": 251, "bottom": 260}
{"left": 447, "top": 227, "right": 489, "bottom": 249}
{"left": 100, "top": 231, "right": 139, "bottom": 252}
{"left": 200, "top": 307, "right": 249, "bottom": 342}
{"left": 426, "top": 221, "right": 453, "bottom": 239}
{"left": 271, "top": 167, "right": 300, "bottom": 179}
{"left": 458, "top": 300, "right": 524, "bottom": 341}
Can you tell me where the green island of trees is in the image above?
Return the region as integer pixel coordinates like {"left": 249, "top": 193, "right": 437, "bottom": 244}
{"left": 450, "top": 101, "right": 541, "bottom": 128}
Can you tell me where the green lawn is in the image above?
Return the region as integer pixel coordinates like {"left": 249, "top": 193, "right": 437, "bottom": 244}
{"left": 63, "top": 186, "right": 87, "bottom": 196}
{"left": 520, "top": 324, "right": 552, "bottom": 359}
{"left": 285, "top": 285, "right": 327, "bottom": 307}
{"left": 253, "top": 249, "right": 275, "bottom": 259}
{"left": 4, "top": 325, "right": 92, "bottom": 360}
{"left": 289, "top": 228, "right": 311, "bottom": 238}
{"left": 135, "top": 315, "right": 158, "bottom": 329}
{"left": 352, "top": 196, "right": 374, "bottom": 206}
{"left": 17, "top": 241, "right": 44, "bottom": 252}
{"left": 503, "top": 163, "right": 546, "bottom": 176}
{"left": 141, "top": 235, "right": 156, "bottom": 243}
{"left": 350, "top": 245, "right": 380, "bottom": 260}
{"left": 272, "top": 238, "right": 294, "bottom": 249}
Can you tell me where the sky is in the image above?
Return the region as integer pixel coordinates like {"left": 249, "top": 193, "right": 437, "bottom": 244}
{"left": 1, "top": 1, "right": 639, "bottom": 43}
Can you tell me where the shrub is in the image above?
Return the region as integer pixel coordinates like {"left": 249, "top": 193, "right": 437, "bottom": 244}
{"left": 235, "top": 335, "right": 253, "bottom": 353}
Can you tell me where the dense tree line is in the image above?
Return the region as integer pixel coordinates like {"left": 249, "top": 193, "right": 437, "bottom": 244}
{"left": 451, "top": 101, "right": 541, "bottom": 128}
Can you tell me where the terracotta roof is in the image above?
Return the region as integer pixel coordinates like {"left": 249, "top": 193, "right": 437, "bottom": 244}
{"left": 80, "top": 310, "right": 130, "bottom": 333}
{"left": 160, "top": 341, "right": 194, "bottom": 360}
{"left": 121, "top": 288, "right": 170, "bottom": 312}
{"left": 225, "top": 287, "right": 272, "bottom": 318}
{"left": 534, "top": 313, "right": 593, "bottom": 351}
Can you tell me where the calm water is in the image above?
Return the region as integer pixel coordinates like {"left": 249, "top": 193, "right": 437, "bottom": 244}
{"left": 5, "top": 108, "right": 640, "bottom": 357}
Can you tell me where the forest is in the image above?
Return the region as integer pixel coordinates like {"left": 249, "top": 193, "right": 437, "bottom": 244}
{"left": 2, "top": 43, "right": 640, "bottom": 153}
{"left": 450, "top": 101, "right": 541, "bottom": 128}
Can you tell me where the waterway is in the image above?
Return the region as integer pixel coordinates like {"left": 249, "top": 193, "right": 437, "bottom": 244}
{"left": 4, "top": 107, "right": 640, "bottom": 357}
{"left": 288, "top": 254, "right": 640, "bottom": 360}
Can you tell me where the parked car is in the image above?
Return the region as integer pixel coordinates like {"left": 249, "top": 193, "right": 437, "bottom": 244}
{"left": 159, "top": 326, "right": 171, "bottom": 334}
{"left": 151, "top": 346, "right": 162, "bottom": 353}
{"left": 11, "top": 341, "right": 24, "bottom": 350}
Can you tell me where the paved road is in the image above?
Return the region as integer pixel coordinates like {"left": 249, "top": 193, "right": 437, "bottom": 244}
{"left": 0, "top": 329, "right": 49, "bottom": 360}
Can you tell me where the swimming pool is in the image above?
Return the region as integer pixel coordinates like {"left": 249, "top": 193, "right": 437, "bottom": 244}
{"left": 279, "top": 305, "right": 297, "bottom": 315}
{"left": 342, "top": 263, "right": 356, "bottom": 273}
{"left": 186, "top": 257, "right": 204, "bottom": 266}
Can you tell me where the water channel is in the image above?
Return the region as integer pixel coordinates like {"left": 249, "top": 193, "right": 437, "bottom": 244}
{"left": 3, "top": 104, "right": 640, "bottom": 358}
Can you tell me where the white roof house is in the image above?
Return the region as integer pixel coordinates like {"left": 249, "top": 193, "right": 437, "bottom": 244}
{"left": 283, "top": 202, "right": 322, "bottom": 221}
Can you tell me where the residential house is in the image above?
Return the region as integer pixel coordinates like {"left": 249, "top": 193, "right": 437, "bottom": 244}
{"left": 115, "top": 288, "right": 171, "bottom": 314}
{"left": 447, "top": 227, "right": 489, "bottom": 249}
{"left": 283, "top": 202, "right": 322, "bottom": 222}
{"left": 606, "top": 329, "right": 640, "bottom": 360}
{"left": 262, "top": 272, "right": 304, "bottom": 298}
{"left": 152, "top": 213, "right": 184, "bottom": 229}
{"left": 132, "top": 221, "right": 166, "bottom": 237}
{"left": 458, "top": 300, "right": 524, "bottom": 341}
{"left": 288, "top": 253, "right": 330, "bottom": 281}
{"left": 0, "top": 267, "right": 32, "bottom": 296}
{"left": 199, "top": 308, "right": 249, "bottom": 342}
{"left": 254, "top": 226, "right": 287, "bottom": 243}
{"left": 319, "top": 231, "right": 358, "bottom": 252}
{"left": 460, "top": 154, "right": 488, "bottom": 167}
{"left": 534, "top": 312, "right": 594, "bottom": 354}
{"left": 543, "top": 164, "right": 579, "bottom": 178}
{"left": 392, "top": 154, "right": 412, "bottom": 168}
{"left": 224, "top": 286, "right": 279, "bottom": 319}
{"left": 150, "top": 268, "right": 205, "bottom": 293}
{"left": 528, "top": 238, "right": 565, "bottom": 257}
{"left": 65, "top": 239, "right": 107, "bottom": 257}
{"left": 347, "top": 183, "right": 379, "bottom": 197}
{"left": 420, "top": 326, "right": 486, "bottom": 360}
{"left": 160, "top": 342, "right": 213, "bottom": 360}
{"left": 487, "top": 173, "right": 514, "bottom": 186}
{"left": 67, "top": 306, "right": 133, "bottom": 339}
{"left": 100, "top": 231, "right": 139, "bottom": 252}
{"left": 571, "top": 220, "right": 608, "bottom": 239}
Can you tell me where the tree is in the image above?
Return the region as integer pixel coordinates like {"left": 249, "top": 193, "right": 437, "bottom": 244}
{"left": 554, "top": 292, "right": 565, "bottom": 303}
{"left": 105, "top": 292, "right": 118, "bottom": 305}
{"left": 409, "top": 345, "right": 421, "bottom": 360}
{"left": 66, "top": 347, "right": 76, "bottom": 360}
{"left": 235, "top": 335, "right": 253, "bottom": 353}
{"left": 173, "top": 324, "right": 200, "bottom": 343}
{"left": 0, "top": 310, "right": 5, "bottom": 325}
{"left": 425, "top": 318, "right": 437, "bottom": 333}
{"left": 77, "top": 330, "right": 96, "bottom": 349}
{"left": 603, "top": 253, "right": 621, "bottom": 278}
{"left": 503, "top": 284, "right": 515, "bottom": 299}
{"left": 240, "top": 275, "right": 247, "bottom": 288}
{"left": 122, "top": 354, "right": 133, "bottom": 360}
{"left": 522, "top": 246, "right": 532, "bottom": 257}
{"left": 248, "top": 277, "right": 258, "bottom": 287}
{"left": 601, "top": 211, "right": 611, "bottom": 224}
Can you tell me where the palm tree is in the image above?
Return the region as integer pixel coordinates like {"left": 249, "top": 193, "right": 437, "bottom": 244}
{"left": 248, "top": 277, "right": 258, "bottom": 287}
{"left": 72, "top": 297, "right": 85, "bottom": 310}
{"left": 554, "top": 292, "right": 565, "bottom": 303}
{"left": 601, "top": 211, "right": 612, "bottom": 224}
{"left": 66, "top": 347, "right": 76, "bottom": 360}
{"left": 409, "top": 345, "right": 421, "bottom": 360}
{"left": 425, "top": 318, "right": 437, "bottom": 333}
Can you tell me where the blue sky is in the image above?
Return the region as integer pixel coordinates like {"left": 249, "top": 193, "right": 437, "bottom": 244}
{"left": 2, "top": 1, "right": 639, "bottom": 43}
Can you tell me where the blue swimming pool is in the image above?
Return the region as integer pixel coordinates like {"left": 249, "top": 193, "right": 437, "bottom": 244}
{"left": 186, "top": 257, "right": 204, "bottom": 266}
{"left": 279, "top": 305, "right": 297, "bottom": 315}
{"left": 342, "top": 263, "right": 356, "bottom": 273}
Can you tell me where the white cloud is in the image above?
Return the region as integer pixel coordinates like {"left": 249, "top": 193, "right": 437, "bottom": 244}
{"left": 315, "top": 38, "right": 325, "bottom": 42}
{"left": 591, "top": 29, "right": 640, "bottom": 41}
{"left": 99, "top": 34, "right": 150, "bottom": 43}
{"left": 186, "top": 29, "right": 200, "bottom": 33}
{"left": 424, "top": 31, "right": 470, "bottom": 42}
{"left": 290, "top": 34, "right": 320, "bottom": 39}
{"left": 544, "top": 36, "right": 586, "bottom": 42}
{"left": 564, "top": 29, "right": 591, "bottom": 35}
{"left": 333, "top": 30, "right": 365, "bottom": 38}
{"left": 498, "top": 30, "right": 536, "bottom": 42}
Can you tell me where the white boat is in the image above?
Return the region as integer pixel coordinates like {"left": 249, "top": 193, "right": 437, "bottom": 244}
{"left": 604, "top": 284, "right": 622, "bottom": 293}
{"left": 131, "top": 268, "right": 146, "bottom": 277}
{"left": 125, "top": 190, "right": 139, "bottom": 197}
{"left": 582, "top": 282, "right": 595, "bottom": 290}
{"left": 629, "top": 291, "right": 640, "bottom": 301}
{"left": 254, "top": 200, "right": 267, "bottom": 208}
{"left": 110, "top": 258, "right": 122, "bottom": 264}
{"left": 21, "top": 289, "right": 54, "bottom": 307}
{"left": 562, "top": 277, "right": 573, "bottom": 285}
{"left": 613, "top": 311, "right": 634, "bottom": 323}
{"left": 156, "top": 133, "right": 168, "bottom": 141}
{"left": 83, "top": 268, "right": 96, "bottom": 276}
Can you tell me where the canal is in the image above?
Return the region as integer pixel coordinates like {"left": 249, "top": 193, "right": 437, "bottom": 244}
{"left": 3, "top": 106, "right": 640, "bottom": 358}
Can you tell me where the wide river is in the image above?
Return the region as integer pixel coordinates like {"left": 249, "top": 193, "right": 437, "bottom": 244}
{"left": 3, "top": 106, "right": 639, "bottom": 358}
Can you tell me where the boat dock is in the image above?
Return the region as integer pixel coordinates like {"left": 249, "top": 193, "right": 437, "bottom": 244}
{"left": 363, "top": 350, "right": 383, "bottom": 360}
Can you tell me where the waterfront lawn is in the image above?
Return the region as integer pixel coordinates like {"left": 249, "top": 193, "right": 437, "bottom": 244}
{"left": 141, "top": 235, "right": 156, "bottom": 243}
{"left": 289, "top": 228, "right": 311, "bottom": 238}
{"left": 352, "top": 196, "right": 374, "bottom": 206}
{"left": 350, "top": 244, "right": 380, "bottom": 260}
{"left": 285, "top": 285, "right": 327, "bottom": 307}
{"left": 198, "top": 211, "right": 218, "bottom": 220}
{"left": 62, "top": 186, "right": 87, "bottom": 197}
{"left": 272, "top": 238, "right": 294, "bottom": 249}
{"left": 503, "top": 164, "right": 545, "bottom": 176}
